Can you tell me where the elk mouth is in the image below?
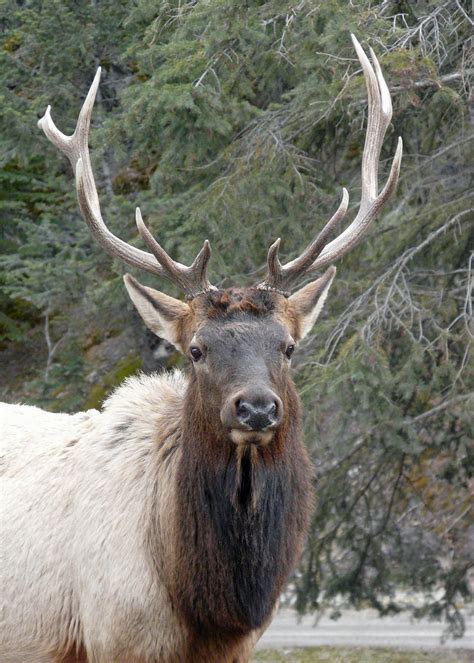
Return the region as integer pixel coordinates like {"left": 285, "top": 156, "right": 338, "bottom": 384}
{"left": 229, "top": 429, "right": 274, "bottom": 446}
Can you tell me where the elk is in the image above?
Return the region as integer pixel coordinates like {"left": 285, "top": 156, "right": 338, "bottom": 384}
{"left": 0, "top": 36, "right": 402, "bottom": 663}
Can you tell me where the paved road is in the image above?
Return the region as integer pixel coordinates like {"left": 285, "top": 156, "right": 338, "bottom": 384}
{"left": 257, "top": 609, "right": 474, "bottom": 651}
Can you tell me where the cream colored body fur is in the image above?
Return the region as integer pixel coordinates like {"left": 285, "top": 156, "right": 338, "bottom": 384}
{"left": 0, "top": 371, "right": 259, "bottom": 663}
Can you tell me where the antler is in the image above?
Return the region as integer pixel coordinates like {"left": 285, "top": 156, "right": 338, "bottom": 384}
{"left": 38, "top": 68, "right": 215, "bottom": 299}
{"left": 258, "top": 34, "right": 403, "bottom": 293}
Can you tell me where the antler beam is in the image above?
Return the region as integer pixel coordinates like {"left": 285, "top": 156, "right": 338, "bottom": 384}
{"left": 38, "top": 69, "right": 215, "bottom": 299}
{"left": 258, "top": 34, "right": 403, "bottom": 292}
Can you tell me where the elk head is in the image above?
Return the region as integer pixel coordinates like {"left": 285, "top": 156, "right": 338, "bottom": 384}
{"left": 38, "top": 35, "right": 402, "bottom": 448}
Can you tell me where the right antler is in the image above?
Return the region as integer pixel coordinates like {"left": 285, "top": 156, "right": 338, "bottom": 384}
{"left": 257, "top": 34, "right": 403, "bottom": 293}
{"left": 38, "top": 69, "right": 215, "bottom": 300}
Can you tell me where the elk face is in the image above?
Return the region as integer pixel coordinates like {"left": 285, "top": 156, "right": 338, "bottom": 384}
{"left": 123, "top": 271, "right": 336, "bottom": 446}
{"left": 194, "top": 302, "right": 289, "bottom": 446}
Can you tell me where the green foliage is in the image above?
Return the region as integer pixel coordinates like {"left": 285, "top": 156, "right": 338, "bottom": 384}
{"left": 21, "top": 338, "right": 86, "bottom": 412}
{"left": 0, "top": 0, "right": 472, "bottom": 637}
{"left": 84, "top": 353, "right": 142, "bottom": 410}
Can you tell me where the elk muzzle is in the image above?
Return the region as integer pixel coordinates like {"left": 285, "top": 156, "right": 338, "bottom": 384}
{"left": 221, "top": 387, "right": 283, "bottom": 444}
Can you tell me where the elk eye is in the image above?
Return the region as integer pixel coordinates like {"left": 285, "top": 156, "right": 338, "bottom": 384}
{"left": 190, "top": 346, "right": 203, "bottom": 362}
{"left": 285, "top": 344, "right": 295, "bottom": 359}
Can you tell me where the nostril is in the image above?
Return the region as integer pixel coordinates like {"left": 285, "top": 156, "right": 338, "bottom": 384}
{"left": 266, "top": 401, "right": 278, "bottom": 417}
{"left": 235, "top": 400, "right": 250, "bottom": 420}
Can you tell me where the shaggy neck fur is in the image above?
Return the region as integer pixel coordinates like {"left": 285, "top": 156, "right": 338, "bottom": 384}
{"left": 168, "top": 374, "right": 313, "bottom": 645}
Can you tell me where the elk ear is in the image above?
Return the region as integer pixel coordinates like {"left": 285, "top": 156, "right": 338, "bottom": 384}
{"left": 287, "top": 266, "right": 336, "bottom": 340}
{"left": 123, "top": 274, "right": 190, "bottom": 352}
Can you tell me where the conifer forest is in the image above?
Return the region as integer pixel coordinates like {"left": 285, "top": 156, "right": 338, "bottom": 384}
{"left": 1, "top": 0, "right": 472, "bottom": 638}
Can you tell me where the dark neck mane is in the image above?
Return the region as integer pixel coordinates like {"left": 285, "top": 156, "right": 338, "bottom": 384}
{"left": 169, "top": 377, "right": 313, "bottom": 637}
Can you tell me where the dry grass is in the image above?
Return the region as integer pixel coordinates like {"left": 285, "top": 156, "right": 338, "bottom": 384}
{"left": 252, "top": 647, "right": 473, "bottom": 662}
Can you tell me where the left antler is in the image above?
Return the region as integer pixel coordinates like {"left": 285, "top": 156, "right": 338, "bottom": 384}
{"left": 38, "top": 68, "right": 216, "bottom": 299}
{"left": 258, "top": 34, "right": 403, "bottom": 293}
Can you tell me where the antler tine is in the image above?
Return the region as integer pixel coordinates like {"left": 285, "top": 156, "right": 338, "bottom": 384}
{"left": 258, "top": 35, "right": 402, "bottom": 291}
{"left": 39, "top": 69, "right": 216, "bottom": 297}
{"left": 135, "top": 208, "right": 214, "bottom": 298}
{"left": 261, "top": 189, "right": 349, "bottom": 292}
{"left": 306, "top": 35, "right": 403, "bottom": 272}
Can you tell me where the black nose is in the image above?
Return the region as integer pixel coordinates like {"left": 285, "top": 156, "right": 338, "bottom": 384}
{"left": 235, "top": 399, "right": 279, "bottom": 432}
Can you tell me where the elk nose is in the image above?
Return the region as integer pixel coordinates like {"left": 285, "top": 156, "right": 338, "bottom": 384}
{"left": 235, "top": 396, "right": 280, "bottom": 431}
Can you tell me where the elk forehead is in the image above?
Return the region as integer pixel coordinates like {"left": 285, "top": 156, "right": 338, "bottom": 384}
{"left": 190, "top": 287, "right": 297, "bottom": 340}
{"left": 205, "top": 288, "right": 278, "bottom": 318}
{"left": 189, "top": 288, "right": 295, "bottom": 365}
{"left": 193, "top": 314, "right": 292, "bottom": 362}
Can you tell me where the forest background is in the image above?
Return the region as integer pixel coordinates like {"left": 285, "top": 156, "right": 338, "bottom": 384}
{"left": 0, "top": 0, "right": 472, "bottom": 639}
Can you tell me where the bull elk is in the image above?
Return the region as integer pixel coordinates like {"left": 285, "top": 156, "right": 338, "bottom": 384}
{"left": 1, "top": 36, "right": 402, "bottom": 663}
